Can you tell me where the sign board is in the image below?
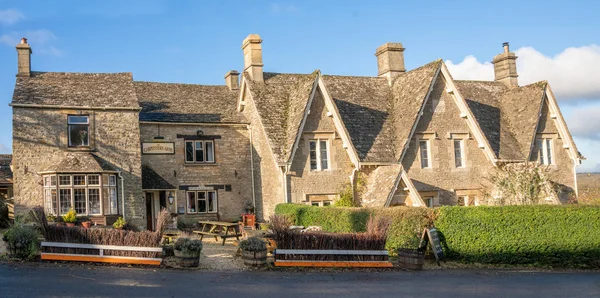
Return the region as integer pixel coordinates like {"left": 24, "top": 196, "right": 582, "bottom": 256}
{"left": 188, "top": 186, "right": 214, "bottom": 191}
{"left": 419, "top": 227, "right": 444, "bottom": 265}
{"left": 142, "top": 142, "right": 175, "bottom": 155}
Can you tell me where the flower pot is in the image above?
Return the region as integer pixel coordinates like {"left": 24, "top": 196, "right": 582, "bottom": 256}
{"left": 397, "top": 248, "right": 424, "bottom": 270}
{"left": 174, "top": 249, "right": 201, "bottom": 267}
{"left": 82, "top": 221, "right": 92, "bottom": 229}
{"left": 66, "top": 223, "right": 76, "bottom": 228}
{"left": 242, "top": 249, "right": 267, "bottom": 266}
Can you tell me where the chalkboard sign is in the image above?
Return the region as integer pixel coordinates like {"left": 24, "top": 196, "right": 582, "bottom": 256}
{"left": 419, "top": 227, "right": 444, "bottom": 265}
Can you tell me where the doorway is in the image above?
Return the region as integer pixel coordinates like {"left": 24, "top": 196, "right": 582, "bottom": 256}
{"left": 145, "top": 192, "right": 154, "bottom": 230}
{"left": 145, "top": 191, "right": 168, "bottom": 231}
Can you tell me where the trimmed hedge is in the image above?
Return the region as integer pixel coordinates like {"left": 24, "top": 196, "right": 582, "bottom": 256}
{"left": 274, "top": 204, "right": 435, "bottom": 252}
{"left": 436, "top": 205, "right": 600, "bottom": 268}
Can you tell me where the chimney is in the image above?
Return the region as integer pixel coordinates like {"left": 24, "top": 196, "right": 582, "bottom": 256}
{"left": 16, "top": 37, "right": 32, "bottom": 77}
{"left": 375, "top": 42, "right": 405, "bottom": 83}
{"left": 492, "top": 42, "right": 518, "bottom": 88}
{"left": 224, "top": 70, "right": 240, "bottom": 90}
{"left": 241, "top": 34, "right": 264, "bottom": 82}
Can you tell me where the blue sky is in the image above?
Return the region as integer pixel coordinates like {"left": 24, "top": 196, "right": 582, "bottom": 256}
{"left": 1, "top": 0, "right": 599, "bottom": 171}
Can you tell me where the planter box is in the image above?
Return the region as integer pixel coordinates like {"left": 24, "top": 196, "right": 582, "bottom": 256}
{"left": 397, "top": 248, "right": 424, "bottom": 270}
{"left": 242, "top": 250, "right": 267, "bottom": 266}
{"left": 174, "top": 249, "right": 201, "bottom": 267}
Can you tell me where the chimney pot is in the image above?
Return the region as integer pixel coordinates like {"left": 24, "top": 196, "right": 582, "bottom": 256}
{"left": 16, "top": 37, "right": 32, "bottom": 77}
{"left": 224, "top": 70, "right": 240, "bottom": 90}
{"left": 21, "top": 37, "right": 27, "bottom": 44}
{"left": 503, "top": 42, "right": 510, "bottom": 53}
{"left": 493, "top": 42, "right": 518, "bottom": 88}
{"left": 242, "top": 34, "right": 264, "bottom": 82}
{"left": 375, "top": 42, "right": 406, "bottom": 84}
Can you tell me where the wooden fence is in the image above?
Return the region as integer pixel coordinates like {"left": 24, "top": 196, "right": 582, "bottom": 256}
{"left": 41, "top": 242, "right": 163, "bottom": 266}
{"left": 274, "top": 249, "right": 393, "bottom": 268}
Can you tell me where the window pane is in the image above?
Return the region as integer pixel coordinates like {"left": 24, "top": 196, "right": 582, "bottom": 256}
{"left": 198, "top": 192, "right": 207, "bottom": 213}
{"left": 109, "top": 175, "right": 117, "bottom": 186}
{"left": 44, "top": 189, "right": 58, "bottom": 215}
{"left": 537, "top": 139, "right": 545, "bottom": 164}
{"left": 59, "top": 189, "right": 72, "bottom": 214}
{"left": 195, "top": 141, "right": 204, "bottom": 162}
{"left": 51, "top": 176, "right": 57, "bottom": 186}
{"left": 73, "top": 175, "right": 86, "bottom": 186}
{"left": 185, "top": 141, "right": 194, "bottom": 162}
{"left": 89, "top": 189, "right": 101, "bottom": 214}
{"left": 309, "top": 141, "right": 317, "bottom": 170}
{"left": 457, "top": 196, "right": 466, "bottom": 206}
{"left": 187, "top": 192, "right": 196, "bottom": 213}
{"left": 68, "top": 116, "right": 89, "bottom": 124}
{"left": 208, "top": 191, "right": 217, "bottom": 213}
{"left": 454, "top": 140, "right": 463, "bottom": 168}
{"left": 69, "top": 124, "right": 89, "bottom": 147}
{"left": 205, "top": 142, "right": 214, "bottom": 162}
{"left": 74, "top": 189, "right": 87, "bottom": 214}
{"left": 311, "top": 202, "right": 319, "bottom": 207}
{"left": 320, "top": 140, "right": 328, "bottom": 170}
{"left": 59, "top": 175, "right": 71, "bottom": 186}
{"left": 88, "top": 175, "right": 100, "bottom": 185}
{"left": 109, "top": 188, "right": 118, "bottom": 214}
{"left": 546, "top": 139, "right": 552, "bottom": 165}
{"left": 419, "top": 141, "right": 429, "bottom": 168}
{"left": 323, "top": 201, "right": 332, "bottom": 207}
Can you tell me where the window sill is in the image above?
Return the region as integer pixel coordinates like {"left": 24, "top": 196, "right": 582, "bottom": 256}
{"left": 66, "top": 147, "right": 94, "bottom": 152}
{"left": 184, "top": 163, "right": 219, "bottom": 167}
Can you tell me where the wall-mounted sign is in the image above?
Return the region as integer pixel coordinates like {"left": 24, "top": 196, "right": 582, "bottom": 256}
{"left": 188, "top": 186, "right": 214, "bottom": 191}
{"left": 142, "top": 142, "right": 175, "bottom": 155}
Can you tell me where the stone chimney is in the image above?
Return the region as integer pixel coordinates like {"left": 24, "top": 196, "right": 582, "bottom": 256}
{"left": 224, "top": 70, "right": 240, "bottom": 90}
{"left": 16, "top": 37, "right": 32, "bottom": 77}
{"left": 492, "top": 42, "right": 518, "bottom": 88}
{"left": 241, "top": 34, "right": 264, "bottom": 82}
{"left": 375, "top": 42, "right": 406, "bottom": 83}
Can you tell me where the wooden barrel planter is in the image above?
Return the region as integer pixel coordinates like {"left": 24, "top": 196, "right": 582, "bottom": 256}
{"left": 174, "top": 249, "right": 201, "bottom": 267}
{"left": 242, "top": 250, "right": 267, "bottom": 266}
{"left": 397, "top": 248, "right": 424, "bottom": 270}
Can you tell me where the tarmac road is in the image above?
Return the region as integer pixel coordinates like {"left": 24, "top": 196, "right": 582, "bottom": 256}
{"left": 0, "top": 263, "right": 599, "bottom": 298}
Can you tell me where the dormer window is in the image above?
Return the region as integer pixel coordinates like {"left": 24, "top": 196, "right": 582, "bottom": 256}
{"left": 68, "top": 115, "right": 89, "bottom": 147}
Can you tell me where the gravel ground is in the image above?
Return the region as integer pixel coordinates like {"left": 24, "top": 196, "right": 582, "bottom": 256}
{"left": 163, "top": 238, "right": 248, "bottom": 271}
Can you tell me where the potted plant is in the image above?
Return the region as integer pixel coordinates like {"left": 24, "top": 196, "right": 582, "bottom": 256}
{"left": 243, "top": 200, "right": 254, "bottom": 214}
{"left": 81, "top": 219, "right": 92, "bottom": 229}
{"left": 239, "top": 236, "right": 267, "bottom": 266}
{"left": 173, "top": 238, "right": 203, "bottom": 267}
{"left": 113, "top": 216, "right": 126, "bottom": 230}
{"left": 62, "top": 209, "right": 77, "bottom": 227}
{"left": 397, "top": 236, "right": 425, "bottom": 270}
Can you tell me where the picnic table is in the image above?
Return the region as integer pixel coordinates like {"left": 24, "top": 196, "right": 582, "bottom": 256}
{"left": 193, "top": 221, "right": 242, "bottom": 246}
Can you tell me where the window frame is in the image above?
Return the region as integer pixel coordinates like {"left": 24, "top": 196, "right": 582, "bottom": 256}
{"left": 184, "top": 140, "right": 216, "bottom": 164}
{"left": 423, "top": 196, "right": 434, "bottom": 208}
{"left": 419, "top": 139, "right": 431, "bottom": 169}
{"left": 67, "top": 115, "right": 90, "bottom": 148}
{"left": 537, "top": 138, "right": 554, "bottom": 165}
{"left": 309, "top": 139, "right": 330, "bottom": 171}
{"left": 453, "top": 139, "right": 465, "bottom": 168}
{"left": 186, "top": 190, "right": 218, "bottom": 214}
{"left": 43, "top": 173, "right": 116, "bottom": 216}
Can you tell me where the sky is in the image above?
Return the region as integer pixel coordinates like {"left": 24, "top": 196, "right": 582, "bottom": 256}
{"left": 0, "top": 0, "right": 599, "bottom": 172}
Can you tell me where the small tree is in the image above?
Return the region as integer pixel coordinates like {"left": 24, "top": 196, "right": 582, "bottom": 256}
{"left": 485, "top": 162, "right": 558, "bottom": 205}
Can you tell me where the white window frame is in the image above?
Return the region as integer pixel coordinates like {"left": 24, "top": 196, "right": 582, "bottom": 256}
{"left": 538, "top": 138, "right": 554, "bottom": 165}
{"left": 43, "top": 174, "right": 114, "bottom": 216}
{"left": 186, "top": 190, "right": 218, "bottom": 214}
{"left": 453, "top": 139, "right": 465, "bottom": 168}
{"left": 309, "top": 139, "right": 330, "bottom": 171}
{"left": 185, "top": 140, "right": 215, "bottom": 164}
{"left": 67, "top": 115, "right": 90, "bottom": 147}
{"left": 419, "top": 140, "right": 431, "bottom": 169}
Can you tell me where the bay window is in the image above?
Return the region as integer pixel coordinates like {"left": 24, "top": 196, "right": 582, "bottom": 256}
{"left": 43, "top": 173, "right": 118, "bottom": 216}
{"left": 187, "top": 190, "right": 218, "bottom": 214}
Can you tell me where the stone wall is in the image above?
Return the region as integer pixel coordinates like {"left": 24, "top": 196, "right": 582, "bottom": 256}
{"left": 139, "top": 123, "right": 253, "bottom": 222}
{"left": 402, "top": 75, "right": 494, "bottom": 206}
{"left": 12, "top": 108, "right": 144, "bottom": 228}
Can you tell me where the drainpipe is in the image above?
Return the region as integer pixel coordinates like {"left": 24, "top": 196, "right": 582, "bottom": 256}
{"left": 248, "top": 125, "right": 256, "bottom": 211}
{"left": 118, "top": 171, "right": 126, "bottom": 220}
{"left": 282, "top": 165, "right": 290, "bottom": 203}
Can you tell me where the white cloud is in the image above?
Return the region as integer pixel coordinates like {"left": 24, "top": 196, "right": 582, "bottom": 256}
{"left": 566, "top": 105, "right": 600, "bottom": 140}
{"left": 0, "top": 9, "right": 24, "bottom": 25}
{"left": 0, "top": 29, "right": 61, "bottom": 56}
{"left": 270, "top": 3, "right": 298, "bottom": 14}
{"left": 446, "top": 45, "right": 600, "bottom": 100}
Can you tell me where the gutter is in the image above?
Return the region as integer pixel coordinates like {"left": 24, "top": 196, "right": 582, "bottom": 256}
{"left": 9, "top": 103, "right": 142, "bottom": 111}
{"left": 248, "top": 125, "right": 257, "bottom": 212}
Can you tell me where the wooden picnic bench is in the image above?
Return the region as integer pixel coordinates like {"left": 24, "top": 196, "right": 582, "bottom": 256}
{"left": 193, "top": 221, "right": 242, "bottom": 246}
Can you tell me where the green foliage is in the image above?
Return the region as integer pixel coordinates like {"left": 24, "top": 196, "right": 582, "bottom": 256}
{"left": 2, "top": 224, "right": 40, "bottom": 259}
{"left": 0, "top": 200, "right": 9, "bottom": 228}
{"left": 176, "top": 217, "right": 197, "bottom": 232}
{"left": 274, "top": 204, "right": 435, "bottom": 252}
{"left": 62, "top": 209, "right": 77, "bottom": 223}
{"left": 334, "top": 172, "right": 365, "bottom": 207}
{"left": 435, "top": 205, "right": 600, "bottom": 268}
{"left": 173, "top": 238, "right": 203, "bottom": 253}
{"left": 486, "top": 162, "right": 557, "bottom": 205}
{"left": 239, "top": 237, "right": 267, "bottom": 252}
{"left": 113, "top": 216, "right": 126, "bottom": 229}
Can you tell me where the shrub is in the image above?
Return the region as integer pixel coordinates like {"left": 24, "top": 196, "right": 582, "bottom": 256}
{"left": 239, "top": 237, "right": 266, "bottom": 252}
{"left": 173, "top": 238, "right": 203, "bottom": 253}
{"left": 62, "top": 209, "right": 77, "bottom": 223}
{"left": 113, "top": 216, "right": 126, "bottom": 229}
{"left": 176, "top": 217, "right": 198, "bottom": 232}
{"left": 435, "top": 205, "right": 600, "bottom": 268}
{"left": 0, "top": 200, "right": 9, "bottom": 228}
{"left": 3, "top": 224, "right": 40, "bottom": 259}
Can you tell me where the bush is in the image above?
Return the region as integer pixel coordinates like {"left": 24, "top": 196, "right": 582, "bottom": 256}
{"left": 62, "top": 209, "right": 77, "bottom": 223}
{"left": 0, "top": 200, "right": 9, "bottom": 228}
{"left": 239, "top": 237, "right": 266, "bottom": 252}
{"left": 435, "top": 205, "right": 600, "bottom": 268}
{"left": 2, "top": 224, "right": 40, "bottom": 259}
{"left": 173, "top": 238, "right": 203, "bottom": 253}
{"left": 113, "top": 216, "right": 126, "bottom": 229}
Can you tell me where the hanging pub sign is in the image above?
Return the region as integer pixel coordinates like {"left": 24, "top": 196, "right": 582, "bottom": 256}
{"left": 142, "top": 142, "right": 175, "bottom": 155}
{"left": 419, "top": 227, "right": 444, "bottom": 265}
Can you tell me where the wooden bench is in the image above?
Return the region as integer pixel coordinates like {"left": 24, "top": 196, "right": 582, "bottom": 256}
{"left": 194, "top": 221, "right": 242, "bottom": 246}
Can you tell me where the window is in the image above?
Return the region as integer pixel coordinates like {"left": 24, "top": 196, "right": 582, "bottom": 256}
{"left": 423, "top": 197, "right": 434, "bottom": 208}
{"left": 68, "top": 115, "right": 89, "bottom": 147}
{"left": 310, "top": 200, "right": 333, "bottom": 207}
{"left": 43, "top": 174, "right": 116, "bottom": 216}
{"left": 457, "top": 196, "right": 467, "bottom": 206}
{"left": 187, "top": 190, "right": 218, "bottom": 214}
{"left": 537, "top": 138, "right": 554, "bottom": 165}
{"left": 454, "top": 139, "right": 465, "bottom": 168}
{"left": 419, "top": 140, "right": 431, "bottom": 168}
{"left": 309, "top": 139, "right": 329, "bottom": 171}
{"left": 185, "top": 140, "right": 215, "bottom": 164}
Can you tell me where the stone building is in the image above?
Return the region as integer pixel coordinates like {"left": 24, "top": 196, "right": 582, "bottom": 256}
{"left": 9, "top": 35, "right": 583, "bottom": 229}
{"left": 0, "top": 154, "right": 12, "bottom": 205}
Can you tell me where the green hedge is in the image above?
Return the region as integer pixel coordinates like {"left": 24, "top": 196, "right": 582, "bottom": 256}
{"left": 274, "top": 204, "right": 435, "bottom": 252}
{"left": 435, "top": 205, "right": 600, "bottom": 268}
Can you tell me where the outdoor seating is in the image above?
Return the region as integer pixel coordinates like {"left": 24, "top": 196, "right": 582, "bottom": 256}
{"left": 193, "top": 221, "right": 242, "bottom": 246}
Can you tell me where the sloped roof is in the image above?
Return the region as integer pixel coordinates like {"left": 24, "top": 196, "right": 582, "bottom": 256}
{"left": 0, "top": 155, "right": 12, "bottom": 184}
{"left": 12, "top": 72, "right": 138, "bottom": 107}
{"left": 244, "top": 72, "right": 317, "bottom": 163}
{"left": 361, "top": 165, "right": 402, "bottom": 207}
{"left": 135, "top": 81, "right": 246, "bottom": 123}
{"left": 458, "top": 80, "right": 546, "bottom": 161}
{"left": 142, "top": 165, "right": 176, "bottom": 190}
{"left": 42, "top": 153, "right": 117, "bottom": 173}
